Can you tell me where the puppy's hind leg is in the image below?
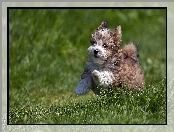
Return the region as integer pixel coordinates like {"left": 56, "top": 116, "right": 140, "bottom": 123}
{"left": 122, "top": 43, "right": 145, "bottom": 91}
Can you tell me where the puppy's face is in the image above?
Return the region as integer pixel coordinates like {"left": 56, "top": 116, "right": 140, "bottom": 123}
{"left": 87, "top": 21, "right": 122, "bottom": 66}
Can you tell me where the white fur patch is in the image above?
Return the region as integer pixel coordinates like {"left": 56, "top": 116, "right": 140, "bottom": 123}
{"left": 98, "top": 29, "right": 110, "bottom": 38}
{"left": 87, "top": 43, "right": 107, "bottom": 65}
{"left": 92, "top": 70, "right": 114, "bottom": 88}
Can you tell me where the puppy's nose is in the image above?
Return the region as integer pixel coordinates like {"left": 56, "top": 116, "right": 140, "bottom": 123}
{"left": 94, "top": 49, "right": 99, "bottom": 55}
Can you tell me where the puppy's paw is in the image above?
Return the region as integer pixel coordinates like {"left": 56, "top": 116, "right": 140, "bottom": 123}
{"left": 92, "top": 70, "right": 114, "bottom": 88}
{"left": 92, "top": 70, "right": 100, "bottom": 80}
{"left": 92, "top": 70, "right": 102, "bottom": 86}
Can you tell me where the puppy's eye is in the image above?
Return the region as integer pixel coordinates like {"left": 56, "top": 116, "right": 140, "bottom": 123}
{"left": 103, "top": 43, "right": 108, "bottom": 48}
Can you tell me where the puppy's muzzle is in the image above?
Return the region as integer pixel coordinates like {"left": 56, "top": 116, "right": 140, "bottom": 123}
{"left": 94, "top": 49, "right": 99, "bottom": 58}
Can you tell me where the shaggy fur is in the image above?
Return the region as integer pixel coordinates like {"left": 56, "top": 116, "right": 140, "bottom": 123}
{"left": 74, "top": 21, "right": 145, "bottom": 95}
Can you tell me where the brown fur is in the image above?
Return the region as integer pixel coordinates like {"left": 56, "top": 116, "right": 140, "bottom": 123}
{"left": 91, "top": 21, "right": 145, "bottom": 93}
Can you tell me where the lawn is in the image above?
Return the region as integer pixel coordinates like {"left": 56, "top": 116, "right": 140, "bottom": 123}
{"left": 8, "top": 8, "right": 166, "bottom": 124}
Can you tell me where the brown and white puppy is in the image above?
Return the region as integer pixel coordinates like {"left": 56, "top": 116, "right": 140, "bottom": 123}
{"left": 74, "top": 21, "right": 145, "bottom": 95}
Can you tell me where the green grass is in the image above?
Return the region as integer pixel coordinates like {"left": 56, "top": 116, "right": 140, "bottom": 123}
{"left": 9, "top": 9, "right": 166, "bottom": 124}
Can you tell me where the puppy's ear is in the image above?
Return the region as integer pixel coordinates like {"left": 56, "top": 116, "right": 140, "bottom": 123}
{"left": 115, "top": 25, "right": 122, "bottom": 47}
{"left": 97, "top": 21, "right": 108, "bottom": 30}
{"left": 110, "top": 25, "right": 122, "bottom": 52}
{"left": 115, "top": 25, "right": 122, "bottom": 36}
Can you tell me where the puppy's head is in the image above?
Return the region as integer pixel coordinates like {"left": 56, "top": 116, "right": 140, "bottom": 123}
{"left": 88, "top": 21, "right": 122, "bottom": 66}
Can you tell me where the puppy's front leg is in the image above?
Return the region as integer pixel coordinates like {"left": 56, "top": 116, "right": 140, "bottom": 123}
{"left": 92, "top": 70, "right": 114, "bottom": 88}
{"left": 74, "top": 76, "right": 92, "bottom": 95}
{"left": 74, "top": 68, "right": 92, "bottom": 95}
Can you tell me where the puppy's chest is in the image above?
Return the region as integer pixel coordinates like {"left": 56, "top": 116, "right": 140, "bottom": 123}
{"left": 86, "top": 61, "right": 101, "bottom": 73}
{"left": 86, "top": 60, "right": 116, "bottom": 74}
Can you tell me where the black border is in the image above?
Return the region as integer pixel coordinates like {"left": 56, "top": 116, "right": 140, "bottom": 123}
{"left": 7, "top": 7, "right": 167, "bottom": 125}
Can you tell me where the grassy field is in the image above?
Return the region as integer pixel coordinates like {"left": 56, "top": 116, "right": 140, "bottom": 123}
{"left": 9, "top": 8, "right": 166, "bottom": 124}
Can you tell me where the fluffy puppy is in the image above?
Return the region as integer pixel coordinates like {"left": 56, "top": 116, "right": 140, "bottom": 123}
{"left": 74, "top": 21, "right": 145, "bottom": 95}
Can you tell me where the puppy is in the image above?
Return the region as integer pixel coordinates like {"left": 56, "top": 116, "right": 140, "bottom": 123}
{"left": 74, "top": 21, "right": 145, "bottom": 95}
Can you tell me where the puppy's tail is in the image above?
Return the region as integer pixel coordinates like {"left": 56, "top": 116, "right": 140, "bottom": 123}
{"left": 122, "top": 43, "right": 138, "bottom": 61}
